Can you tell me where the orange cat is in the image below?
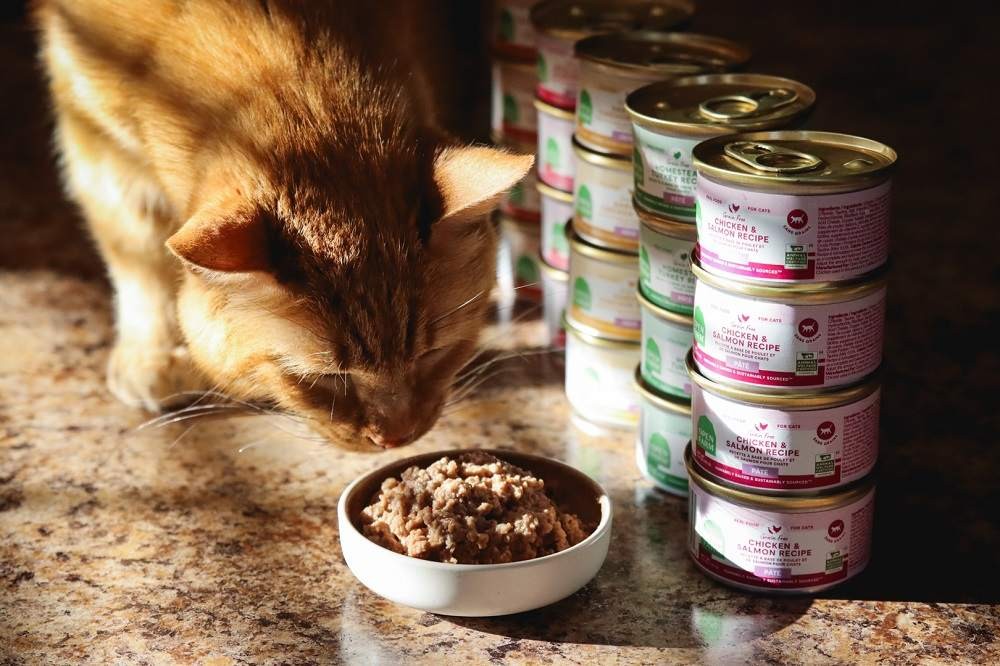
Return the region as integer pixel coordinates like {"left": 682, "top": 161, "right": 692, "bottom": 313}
{"left": 33, "top": 0, "right": 532, "bottom": 450}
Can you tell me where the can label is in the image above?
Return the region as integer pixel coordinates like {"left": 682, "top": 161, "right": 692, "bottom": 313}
{"left": 639, "top": 221, "right": 696, "bottom": 314}
{"left": 541, "top": 271, "right": 568, "bottom": 349}
{"left": 692, "top": 385, "right": 879, "bottom": 491}
{"left": 536, "top": 34, "right": 578, "bottom": 110}
{"left": 689, "top": 482, "right": 874, "bottom": 591}
{"left": 637, "top": 403, "right": 690, "bottom": 495}
{"left": 693, "top": 280, "right": 885, "bottom": 390}
{"left": 576, "top": 69, "right": 659, "bottom": 156}
{"left": 568, "top": 251, "right": 640, "bottom": 340}
{"left": 493, "top": 0, "right": 537, "bottom": 61}
{"left": 696, "top": 178, "right": 891, "bottom": 283}
{"left": 540, "top": 192, "right": 572, "bottom": 271}
{"left": 565, "top": 332, "right": 639, "bottom": 427}
{"left": 501, "top": 222, "right": 541, "bottom": 300}
{"left": 640, "top": 306, "right": 692, "bottom": 399}
{"left": 574, "top": 158, "right": 639, "bottom": 251}
{"left": 537, "top": 107, "right": 575, "bottom": 192}
{"left": 632, "top": 126, "right": 702, "bottom": 222}
{"left": 501, "top": 169, "right": 541, "bottom": 223}
{"left": 491, "top": 63, "right": 537, "bottom": 145}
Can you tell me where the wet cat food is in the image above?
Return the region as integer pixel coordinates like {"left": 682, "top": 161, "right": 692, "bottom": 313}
{"left": 361, "top": 452, "right": 590, "bottom": 564}
{"left": 538, "top": 181, "right": 573, "bottom": 270}
{"left": 535, "top": 98, "right": 576, "bottom": 192}
{"left": 540, "top": 254, "right": 569, "bottom": 348}
{"left": 565, "top": 318, "right": 640, "bottom": 429}
{"left": 688, "top": 355, "right": 879, "bottom": 493}
{"left": 530, "top": 0, "right": 694, "bottom": 110}
{"left": 635, "top": 370, "right": 691, "bottom": 496}
{"left": 693, "top": 131, "right": 896, "bottom": 283}
{"left": 492, "top": 0, "right": 539, "bottom": 61}
{"left": 567, "top": 226, "right": 640, "bottom": 342}
{"left": 492, "top": 60, "right": 538, "bottom": 145}
{"left": 638, "top": 288, "right": 693, "bottom": 399}
{"left": 626, "top": 73, "right": 815, "bottom": 223}
{"left": 575, "top": 32, "right": 750, "bottom": 157}
{"left": 573, "top": 138, "right": 639, "bottom": 252}
{"left": 686, "top": 445, "right": 875, "bottom": 593}
{"left": 636, "top": 203, "right": 697, "bottom": 314}
{"left": 692, "top": 260, "right": 886, "bottom": 392}
{"left": 499, "top": 214, "right": 542, "bottom": 300}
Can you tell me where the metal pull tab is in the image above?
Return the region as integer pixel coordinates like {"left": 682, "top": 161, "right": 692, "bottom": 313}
{"left": 723, "top": 141, "right": 824, "bottom": 173}
{"left": 698, "top": 88, "right": 798, "bottom": 121}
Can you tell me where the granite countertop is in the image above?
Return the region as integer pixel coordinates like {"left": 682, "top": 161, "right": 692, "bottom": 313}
{"left": 2, "top": 3, "right": 999, "bottom": 664}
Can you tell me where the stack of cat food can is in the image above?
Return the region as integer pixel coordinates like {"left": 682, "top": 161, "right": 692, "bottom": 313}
{"left": 626, "top": 73, "right": 815, "bottom": 497}
{"left": 491, "top": 1, "right": 544, "bottom": 304}
{"left": 530, "top": 0, "right": 693, "bottom": 356}
{"left": 684, "top": 130, "right": 897, "bottom": 593}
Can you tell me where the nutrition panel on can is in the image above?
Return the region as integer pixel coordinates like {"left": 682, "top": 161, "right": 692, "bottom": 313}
{"left": 696, "top": 178, "right": 891, "bottom": 282}
{"left": 641, "top": 307, "right": 692, "bottom": 399}
{"left": 577, "top": 73, "right": 659, "bottom": 155}
{"left": 538, "top": 109, "right": 575, "bottom": 192}
{"left": 638, "top": 404, "right": 690, "bottom": 495}
{"left": 536, "top": 34, "right": 578, "bottom": 109}
{"left": 569, "top": 252, "right": 641, "bottom": 340}
{"left": 689, "top": 483, "right": 875, "bottom": 591}
{"left": 633, "top": 126, "right": 702, "bottom": 222}
{"left": 692, "top": 387, "right": 880, "bottom": 491}
{"left": 565, "top": 334, "right": 639, "bottom": 427}
{"left": 693, "top": 281, "right": 885, "bottom": 389}
{"left": 639, "top": 222, "right": 696, "bottom": 313}
{"left": 574, "top": 160, "right": 639, "bottom": 250}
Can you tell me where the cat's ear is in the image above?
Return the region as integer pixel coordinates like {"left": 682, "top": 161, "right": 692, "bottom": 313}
{"left": 166, "top": 197, "right": 270, "bottom": 273}
{"left": 433, "top": 145, "right": 534, "bottom": 221}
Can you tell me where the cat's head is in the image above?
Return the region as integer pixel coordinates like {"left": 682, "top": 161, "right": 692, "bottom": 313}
{"left": 166, "top": 142, "right": 532, "bottom": 450}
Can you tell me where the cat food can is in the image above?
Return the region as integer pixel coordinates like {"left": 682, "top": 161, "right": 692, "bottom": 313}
{"left": 538, "top": 181, "right": 573, "bottom": 270}
{"left": 692, "top": 260, "right": 886, "bottom": 392}
{"left": 573, "top": 138, "right": 640, "bottom": 252}
{"left": 564, "top": 317, "right": 640, "bottom": 429}
{"left": 567, "top": 226, "right": 640, "bottom": 342}
{"left": 688, "top": 354, "right": 879, "bottom": 493}
{"left": 687, "top": 445, "right": 875, "bottom": 593}
{"left": 535, "top": 98, "right": 576, "bottom": 192}
{"left": 501, "top": 140, "right": 542, "bottom": 223}
{"left": 635, "top": 368, "right": 691, "bottom": 495}
{"left": 491, "top": 60, "right": 538, "bottom": 145}
{"left": 493, "top": 0, "right": 538, "bottom": 62}
{"left": 627, "top": 73, "right": 816, "bottom": 222}
{"left": 636, "top": 203, "right": 697, "bottom": 314}
{"left": 499, "top": 214, "right": 542, "bottom": 300}
{"left": 540, "top": 253, "right": 569, "bottom": 348}
{"left": 693, "top": 131, "right": 897, "bottom": 284}
{"left": 574, "top": 32, "right": 751, "bottom": 157}
{"left": 530, "top": 0, "right": 695, "bottom": 111}
{"left": 638, "top": 288, "right": 692, "bottom": 399}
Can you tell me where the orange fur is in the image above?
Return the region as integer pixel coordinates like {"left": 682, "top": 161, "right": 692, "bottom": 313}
{"left": 34, "top": 0, "right": 532, "bottom": 450}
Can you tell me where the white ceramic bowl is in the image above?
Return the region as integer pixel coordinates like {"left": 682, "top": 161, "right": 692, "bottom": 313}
{"left": 338, "top": 448, "right": 613, "bottom": 617}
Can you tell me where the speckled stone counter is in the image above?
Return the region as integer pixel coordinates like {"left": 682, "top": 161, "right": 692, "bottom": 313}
{"left": 2, "top": 3, "right": 1000, "bottom": 664}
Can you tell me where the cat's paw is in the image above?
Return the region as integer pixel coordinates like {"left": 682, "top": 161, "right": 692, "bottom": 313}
{"left": 106, "top": 342, "right": 207, "bottom": 412}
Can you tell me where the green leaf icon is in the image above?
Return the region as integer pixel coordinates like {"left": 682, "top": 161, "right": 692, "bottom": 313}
{"left": 645, "top": 337, "right": 662, "bottom": 375}
{"left": 697, "top": 415, "right": 717, "bottom": 455}
{"left": 545, "top": 137, "right": 560, "bottom": 169}
{"left": 693, "top": 306, "right": 706, "bottom": 347}
{"left": 576, "top": 185, "right": 593, "bottom": 220}
{"left": 578, "top": 90, "right": 593, "bottom": 125}
{"left": 639, "top": 245, "right": 650, "bottom": 283}
{"left": 573, "top": 277, "right": 592, "bottom": 310}
{"left": 503, "top": 94, "right": 518, "bottom": 123}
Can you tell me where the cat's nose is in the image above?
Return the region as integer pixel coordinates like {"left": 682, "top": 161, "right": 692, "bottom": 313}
{"left": 364, "top": 425, "right": 416, "bottom": 449}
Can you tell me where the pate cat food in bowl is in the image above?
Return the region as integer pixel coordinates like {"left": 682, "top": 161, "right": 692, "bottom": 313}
{"left": 338, "top": 449, "right": 612, "bottom": 616}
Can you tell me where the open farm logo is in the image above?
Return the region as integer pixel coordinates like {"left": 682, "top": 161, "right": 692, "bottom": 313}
{"left": 728, "top": 203, "right": 741, "bottom": 214}
{"left": 797, "top": 318, "right": 819, "bottom": 339}
{"left": 767, "top": 525, "right": 783, "bottom": 535}
{"left": 738, "top": 313, "right": 750, "bottom": 323}
{"left": 755, "top": 421, "right": 768, "bottom": 432}
{"left": 828, "top": 519, "right": 845, "bottom": 539}
{"left": 786, "top": 209, "right": 808, "bottom": 230}
{"left": 816, "top": 421, "right": 836, "bottom": 441}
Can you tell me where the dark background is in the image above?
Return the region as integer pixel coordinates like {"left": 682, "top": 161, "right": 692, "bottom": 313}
{"left": 1, "top": 0, "right": 998, "bottom": 604}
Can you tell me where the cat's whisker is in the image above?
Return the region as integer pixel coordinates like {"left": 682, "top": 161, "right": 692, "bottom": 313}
{"left": 136, "top": 403, "right": 244, "bottom": 430}
{"left": 446, "top": 368, "right": 512, "bottom": 406}
{"left": 430, "top": 289, "right": 487, "bottom": 326}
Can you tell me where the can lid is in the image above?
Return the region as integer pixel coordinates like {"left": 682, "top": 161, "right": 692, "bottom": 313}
{"left": 633, "top": 366, "right": 691, "bottom": 414}
{"left": 568, "top": 221, "right": 639, "bottom": 263}
{"left": 536, "top": 180, "right": 574, "bottom": 203}
{"left": 538, "top": 251, "right": 569, "bottom": 280}
{"left": 685, "top": 351, "right": 880, "bottom": 409}
{"left": 572, "top": 135, "right": 632, "bottom": 171}
{"left": 633, "top": 199, "right": 697, "bottom": 239}
{"left": 626, "top": 73, "right": 816, "bottom": 138}
{"left": 636, "top": 286, "right": 694, "bottom": 326}
{"left": 685, "top": 444, "right": 877, "bottom": 509}
{"left": 693, "top": 130, "right": 897, "bottom": 193}
{"left": 534, "top": 97, "right": 576, "bottom": 120}
{"left": 574, "top": 31, "right": 750, "bottom": 76}
{"left": 530, "top": 0, "right": 694, "bottom": 40}
{"left": 691, "top": 251, "right": 888, "bottom": 304}
{"left": 563, "top": 314, "right": 640, "bottom": 349}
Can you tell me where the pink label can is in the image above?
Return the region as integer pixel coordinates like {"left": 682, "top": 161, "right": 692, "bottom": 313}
{"left": 692, "top": 261, "right": 886, "bottom": 392}
{"left": 688, "top": 355, "right": 879, "bottom": 493}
